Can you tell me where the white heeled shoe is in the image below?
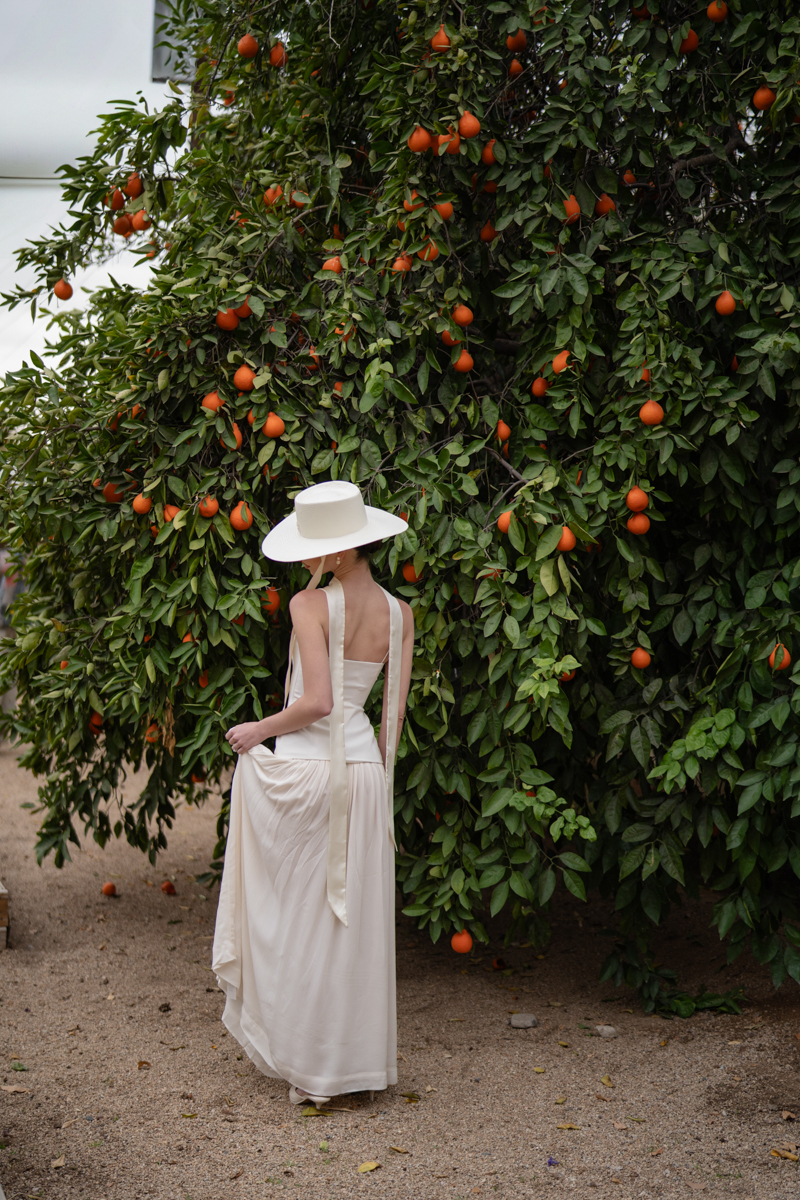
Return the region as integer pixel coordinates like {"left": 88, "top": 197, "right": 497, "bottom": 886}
{"left": 289, "top": 1084, "right": 331, "bottom": 1109}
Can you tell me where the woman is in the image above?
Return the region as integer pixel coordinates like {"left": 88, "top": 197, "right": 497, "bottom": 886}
{"left": 212, "top": 480, "right": 414, "bottom": 1107}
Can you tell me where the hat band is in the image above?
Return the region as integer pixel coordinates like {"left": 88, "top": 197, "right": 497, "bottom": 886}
{"left": 295, "top": 491, "right": 368, "bottom": 540}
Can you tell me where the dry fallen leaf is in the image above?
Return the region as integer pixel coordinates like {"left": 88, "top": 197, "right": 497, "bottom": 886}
{"left": 1, "top": 1085, "right": 30, "bottom": 1094}
{"left": 601, "top": 1075, "right": 614, "bottom": 1088}
{"left": 556, "top": 1123, "right": 581, "bottom": 1130}
{"left": 533, "top": 1067, "right": 546, "bottom": 1074}
{"left": 651, "top": 1147, "right": 664, "bottom": 1156}
{"left": 611, "top": 1178, "right": 622, "bottom": 1184}
{"left": 621, "top": 1009, "right": 633, "bottom": 1014}
{"left": 548, "top": 1000, "right": 564, "bottom": 1007}
{"left": 401, "top": 1091, "right": 420, "bottom": 1103}
{"left": 613, "top": 1121, "right": 628, "bottom": 1130}
{"left": 627, "top": 1116, "right": 646, "bottom": 1122}
{"left": 558, "top": 1041, "right": 570, "bottom": 1048}
{"left": 106, "top": 993, "right": 115, "bottom": 1001}
{"left": 389, "top": 1146, "right": 409, "bottom": 1154}
{"left": 659, "top": 1039, "right": 668, "bottom": 1047}
{"left": 782, "top": 1111, "right": 797, "bottom": 1121}
{"left": 229, "top": 1169, "right": 243, "bottom": 1180}
{"left": 357, "top": 1161, "right": 381, "bottom": 1173}
{"left": 181, "top": 1113, "right": 197, "bottom": 1119}
{"left": 425, "top": 1086, "right": 437, "bottom": 1093}
{"left": 51, "top": 1155, "right": 66, "bottom": 1169}
{"left": 555, "top": 1097, "right": 566, "bottom": 1105}
{"left": 595, "top": 1093, "right": 611, "bottom": 1102}
{"left": 137, "top": 1061, "right": 151, "bottom": 1070}
{"left": 771, "top": 1148, "right": 799, "bottom": 1161}
{"left": 301, "top": 1107, "right": 326, "bottom": 1117}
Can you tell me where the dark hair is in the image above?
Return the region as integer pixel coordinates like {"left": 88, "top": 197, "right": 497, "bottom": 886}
{"left": 355, "top": 540, "right": 383, "bottom": 562}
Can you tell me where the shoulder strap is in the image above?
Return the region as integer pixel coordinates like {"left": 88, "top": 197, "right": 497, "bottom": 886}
{"left": 282, "top": 556, "right": 328, "bottom": 710}
{"left": 324, "top": 577, "right": 349, "bottom": 925}
{"left": 379, "top": 586, "right": 404, "bottom": 852}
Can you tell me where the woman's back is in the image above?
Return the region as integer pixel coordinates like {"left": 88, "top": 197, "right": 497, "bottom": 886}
{"left": 297, "top": 574, "right": 393, "bottom": 664}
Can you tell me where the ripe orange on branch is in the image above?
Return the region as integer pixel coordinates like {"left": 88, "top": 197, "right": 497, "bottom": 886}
{"left": 216, "top": 308, "right": 239, "bottom": 331}
{"left": 506, "top": 30, "right": 527, "bottom": 52}
{"left": 553, "top": 350, "right": 570, "bottom": 374}
{"left": 233, "top": 364, "right": 256, "bottom": 391}
{"left": 562, "top": 194, "right": 580, "bottom": 224}
{"left": 431, "top": 25, "right": 450, "bottom": 51}
{"left": 201, "top": 391, "right": 224, "bottom": 412}
{"left": 639, "top": 400, "right": 664, "bottom": 426}
{"left": 262, "top": 413, "right": 285, "bottom": 437}
{"left": 230, "top": 501, "right": 253, "bottom": 531}
{"left": 631, "top": 648, "right": 652, "bottom": 669}
{"left": 452, "top": 304, "right": 473, "bottom": 327}
{"left": 199, "top": 496, "right": 219, "bottom": 518}
{"left": 164, "top": 504, "right": 181, "bottom": 522}
{"left": 680, "top": 29, "right": 699, "bottom": 53}
{"left": 532, "top": 377, "right": 548, "bottom": 397}
{"left": 451, "top": 929, "right": 473, "bottom": 954}
{"left": 497, "top": 512, "right": 512, "bottom": 534}
{"left": 753, "top": 86, "right": 776, "bottom": 112}
{"left": 627, "top": 512, "right": 650, "bottom": 535}
{"left": 715, "top": 290, "right": 736, "bottom": 315}
{"left": 322, "top": 256, "right": 342, "bottom": 273}
{"left": 407, "top": 126, "right": 431, "bottom": 152}
{"left": 769, "top": 643, "right": 791, "bottom": 671}
{"left": 481, "top": 139, "right": 496, "bottom": 165}
{"left": 626, "top": 486, "right": 649, "bottom": 512}
{"left": 557, "top": 526, "right": 576, "bottom": 552}
{"left": 269, "top": 41, "right": 286, "bottom": 67}
{"left": 402, "top": 562, "right": 421, "bottom": 583}
{"left": 706, "top": 0, "right": 727, "bottom": 21}
{"left": 595, "top": 193, "right": 615, "bottom": 216}
{"left": 237, "top": 33, "right": 258, "bottom": 58}
{"left": 53, "top": 278, "right": 73, "bottom": 300}
{"left": 262, "top": 586, "right": 281, "bottom": 615}
{"left": 458, "top": 111, "right": 481, "bottom": 138}
{"left": 132, "top": 493, "right": 152, "bottom": 515}
{"left": 497, "top": 419, "right": 511, "bottom": 442}
{"left": 453, "top": 349, "right": 473, "bottom": 372}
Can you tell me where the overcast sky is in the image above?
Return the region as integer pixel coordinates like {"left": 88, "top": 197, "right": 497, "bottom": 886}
{"left": 0, "top": 0, "right": 169, "bottom": 178}
{"left": 0, "top": 0, "right": 173, "bottom": 372}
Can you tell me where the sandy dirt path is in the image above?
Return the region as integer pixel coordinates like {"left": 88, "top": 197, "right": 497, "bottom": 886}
{"left": 1, "top": 740, "right": 799, "bottom": 1200}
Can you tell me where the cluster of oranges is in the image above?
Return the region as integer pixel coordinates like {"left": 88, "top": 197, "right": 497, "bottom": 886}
{"left": 237, "top": 33, "right": 286, "bottom": 67}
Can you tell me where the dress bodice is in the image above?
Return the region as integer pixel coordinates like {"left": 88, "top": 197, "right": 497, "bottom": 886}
{"left": 274, "top": 645, "right": 385, "bottom": 764}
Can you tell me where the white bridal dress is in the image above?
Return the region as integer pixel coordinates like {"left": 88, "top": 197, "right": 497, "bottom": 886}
{"left": 212, "top": 577, "right": 403, "bottom": 1097}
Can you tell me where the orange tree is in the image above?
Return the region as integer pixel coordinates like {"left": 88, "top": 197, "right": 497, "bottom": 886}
{"left": 2, "top": 0, "right": 800, "bottom": 1010}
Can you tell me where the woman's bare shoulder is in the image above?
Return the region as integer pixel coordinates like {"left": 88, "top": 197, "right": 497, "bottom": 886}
{"left": 289, "top": 589, "right": 328, "bottom": 618}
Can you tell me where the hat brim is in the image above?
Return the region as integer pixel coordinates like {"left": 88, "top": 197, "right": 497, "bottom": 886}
{"left": 261, "top": 505, "right": 409, "bottom": 562}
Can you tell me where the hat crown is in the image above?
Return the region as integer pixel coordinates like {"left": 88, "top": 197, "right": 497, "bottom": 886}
{"left": 294, "top": 481, "right": 368, "bottom": 541}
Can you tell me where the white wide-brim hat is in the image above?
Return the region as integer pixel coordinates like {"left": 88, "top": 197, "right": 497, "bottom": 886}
{"left": 261, "top": 480, "right": 408, "bottom": 562}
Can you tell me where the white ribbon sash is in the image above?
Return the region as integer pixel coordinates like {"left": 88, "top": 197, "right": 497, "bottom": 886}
{"left": 281, "top": 567, "right": 403, "bottom": 926}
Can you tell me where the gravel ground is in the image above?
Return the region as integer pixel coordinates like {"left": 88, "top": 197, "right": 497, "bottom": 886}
{"left": 1, "top": 740, "right": 799, "bottom": 1200}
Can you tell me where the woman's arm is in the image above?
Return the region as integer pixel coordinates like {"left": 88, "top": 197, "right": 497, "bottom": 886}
{"left": 377, "top": 599, "right": 415, "bottom": 765}
{"left": 225, "top": 590, "right": 333, "bottom": 754}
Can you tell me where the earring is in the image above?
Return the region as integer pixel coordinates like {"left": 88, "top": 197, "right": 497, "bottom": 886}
{"left": 336, "top": 555, "right": 342, "bottom": 566}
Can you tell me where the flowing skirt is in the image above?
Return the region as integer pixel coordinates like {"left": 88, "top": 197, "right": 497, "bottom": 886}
{"left": 211, "top": 745, "right": 397, "bottom": 1096}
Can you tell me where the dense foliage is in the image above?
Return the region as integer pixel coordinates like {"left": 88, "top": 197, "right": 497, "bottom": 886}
{"left": 3, "top": 0, "right": 800, "bottom": 1006}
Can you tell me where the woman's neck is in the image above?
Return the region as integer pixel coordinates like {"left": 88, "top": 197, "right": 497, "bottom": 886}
{"left": 329, "top": 554, "right": 372, "bottom": 585}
